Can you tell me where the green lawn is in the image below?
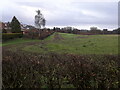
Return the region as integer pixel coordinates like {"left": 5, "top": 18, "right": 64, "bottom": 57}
{"left": 21, "top": 33, "right": 118, "bottom": 55}
{"left": 2, "top": 33, "right": 118, "bottom": 55}
{"left": 2, "top": 38, "right": 41, "bottom": 46}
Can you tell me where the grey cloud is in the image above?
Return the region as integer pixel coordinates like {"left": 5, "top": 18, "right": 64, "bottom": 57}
{"left": 1, "top": 0, "right": 118, "bottom": 29}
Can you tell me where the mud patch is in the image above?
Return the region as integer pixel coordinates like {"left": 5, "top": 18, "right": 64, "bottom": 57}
{"left": 77, "top": 36, "right": 89, "bottom": 39}
{"left": 52, "top": 33, "right": 64, "bottom": 41}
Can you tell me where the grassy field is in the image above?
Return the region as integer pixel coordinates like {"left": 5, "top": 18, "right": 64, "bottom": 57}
{"left": 2, "top": 38, "right": 41, "bottom": 46}
{"left": 22, "top": 33, "right": 118, "bottom": 55}
{"left": 2, "top": 33, "right": 120, "bottom": 88}
{"left": 3, "top": 32, "right": 118, "bottom": 55}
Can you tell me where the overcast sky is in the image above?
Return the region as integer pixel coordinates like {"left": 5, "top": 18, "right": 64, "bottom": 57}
{"left": 0, "top": 0, "right": 119, "bottom": 30}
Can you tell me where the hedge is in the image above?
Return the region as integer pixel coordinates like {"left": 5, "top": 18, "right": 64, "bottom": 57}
{"left": 2, "top": 33, "right": 23, "bottom": 41}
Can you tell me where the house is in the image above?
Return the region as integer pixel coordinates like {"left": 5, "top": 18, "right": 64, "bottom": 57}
{"left": 1, "top": 22, "right": 11, "bottom": 30}
{"left": 0, "top": 22, "right": 11, "bottom": 33}
{"left": 20, "top": 24, "right": 37, "bottom": 34}
{"left": 21, "top": 24, "right": 36, "bottom": 30}
{"left": 63, "top": 26, "right": 73, "bottom": 30}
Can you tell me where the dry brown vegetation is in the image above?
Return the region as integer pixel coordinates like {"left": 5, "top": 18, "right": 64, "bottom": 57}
{"left": 2, "top": 50, "right": 120, "bottom": 88}
{"left": 23, "top": 29, "right": 54, "bottom": 40}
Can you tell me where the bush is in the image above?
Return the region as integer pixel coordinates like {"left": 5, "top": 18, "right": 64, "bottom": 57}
{"left": 2, "top": 29, "right": 7, "bottom": 33}
{"left": 2, "top": 50, "right": 120, "bottom": 88}
{"left": 2, "top": 33, "right": 23, "bottom": 41}
{"left": 23, "top": 29, "right": 54, "bottom": 40}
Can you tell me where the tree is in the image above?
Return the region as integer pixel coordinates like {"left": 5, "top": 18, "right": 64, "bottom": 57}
{"left": 116, "top": 28, "right": 120, "bottom": 34}
{"left": 42, "top": 18, "right": 46, "bottom": 28}
{"left": 2, "top": 29, "right": 7, "bottom": 33}
{"left": 35, "top": 10, "right": 46, "bottom": 29}
{"left": 35, "top": 10, "right": 46, "bottom": 39}
{"left": 10, "top": 16, "right": 21, "bottom": 33}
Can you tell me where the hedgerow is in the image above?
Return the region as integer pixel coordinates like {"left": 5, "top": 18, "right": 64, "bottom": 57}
{"left": 2, "top": 50, "right": 120, "bottom": 88}
{"left": 23, "top": 29, "right": 54, "bottom": 40}
{"left": 2, "top": 33, "right": 23, "bottom": 41}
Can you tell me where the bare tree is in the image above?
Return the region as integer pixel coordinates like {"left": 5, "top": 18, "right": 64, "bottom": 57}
{"left": 35, "top": 10, "right": 46, "bottom": 38}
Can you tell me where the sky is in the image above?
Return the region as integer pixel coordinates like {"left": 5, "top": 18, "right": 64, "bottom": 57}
{"left": 0, "top": 0, "right": 119, "bottom": 30}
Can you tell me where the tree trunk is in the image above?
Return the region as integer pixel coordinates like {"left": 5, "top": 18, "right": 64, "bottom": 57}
{"left": 38, "top": 29, "right": 41, "bottom": 39}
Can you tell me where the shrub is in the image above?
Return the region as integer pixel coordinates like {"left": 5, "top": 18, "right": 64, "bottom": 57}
{"left": 2, "top": 50, "right": 120, "bottom": 88}
{"left": 2, "top": 29, "right": 7, "bottom": 33}
{"left": 2, "top": 33, "right": 23, "bottom": 41}
{"left": 23, "top": 29, "right": 54, "bottom": 40}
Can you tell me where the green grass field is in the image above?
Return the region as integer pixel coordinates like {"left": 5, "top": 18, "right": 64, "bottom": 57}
{"left": 2, "top": 33, "right": 119, "bottom": 88}
{"left": 2, "top": 38, "right": 40, "bottom": 46}
{"left": 3, "top": 33, "right": 118, "bottom": 55}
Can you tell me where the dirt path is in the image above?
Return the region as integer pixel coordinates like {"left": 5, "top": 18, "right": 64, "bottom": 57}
{"left": 52, "top": 33, "right": 64, "bottom": 41}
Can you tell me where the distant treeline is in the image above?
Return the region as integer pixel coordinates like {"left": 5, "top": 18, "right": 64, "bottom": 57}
{"left": 53, "top": 27, "right": 120, "bottom": 35}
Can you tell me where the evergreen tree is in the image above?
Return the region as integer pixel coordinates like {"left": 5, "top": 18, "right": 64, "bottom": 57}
{"left": 11, "top": 16, "right": 21, "bottom": 33}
